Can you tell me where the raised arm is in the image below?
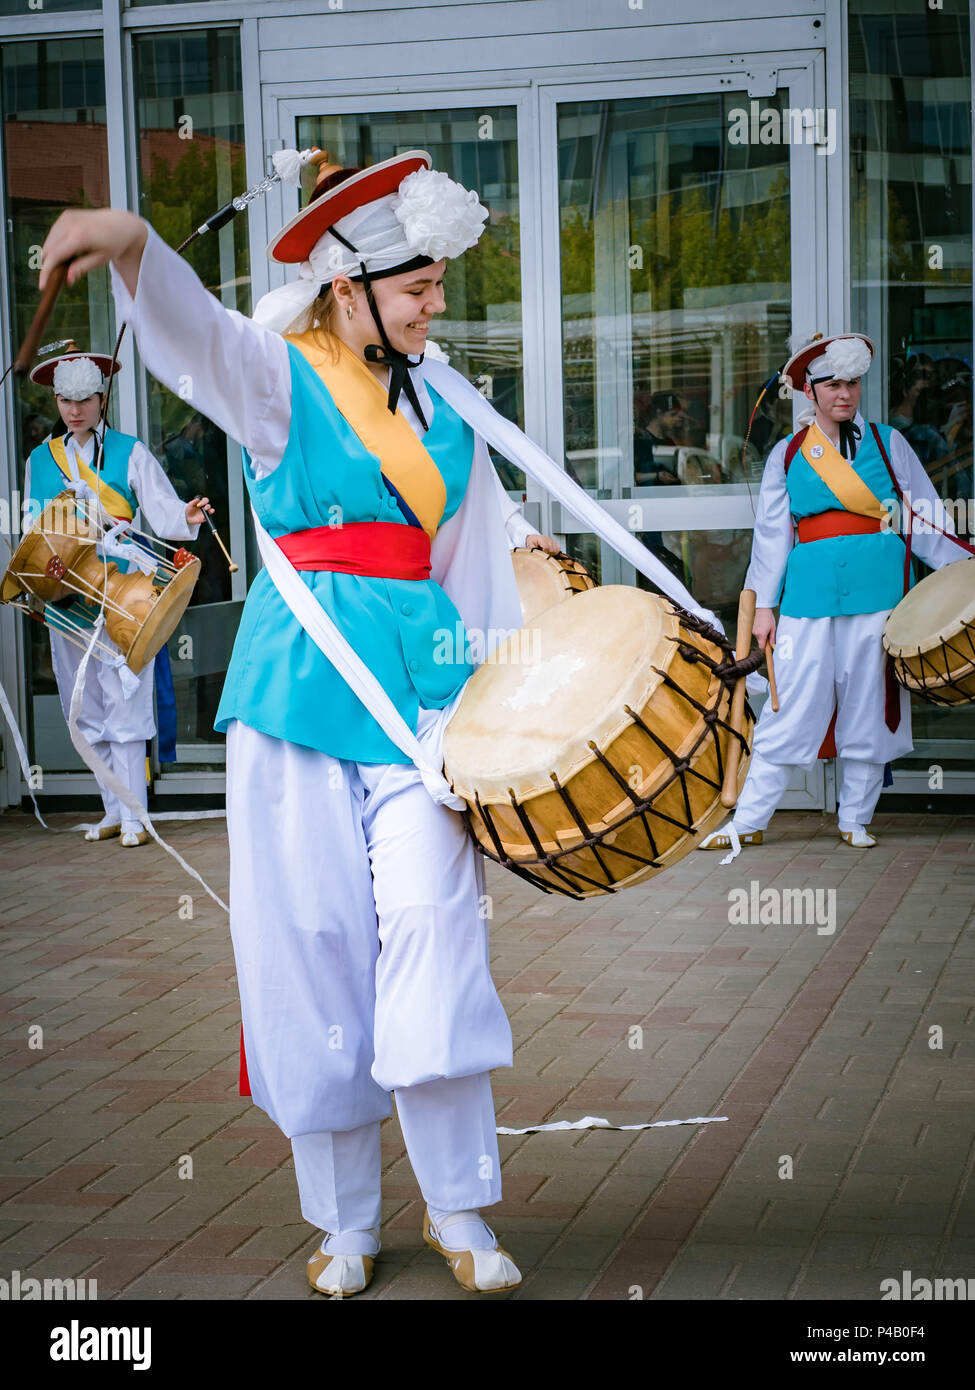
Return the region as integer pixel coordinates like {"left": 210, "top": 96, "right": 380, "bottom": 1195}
{"left": 39, "top": 209, "right": 291, "bottom": 475}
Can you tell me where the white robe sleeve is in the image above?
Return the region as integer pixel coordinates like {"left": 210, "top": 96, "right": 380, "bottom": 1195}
{"left": 109, "top": 223, "right": 291, "bottom": 478}
{"left": 487, "top": 454, "right": 534, "bottom": 549}
{"left": 743, "top": 439, "right": 794, "bottom": 608}
{"left": 126, "top": 439, "right": 200, "bottom": 542}
{"left": 887, "top": 428, "right": 970, "bottom": 570}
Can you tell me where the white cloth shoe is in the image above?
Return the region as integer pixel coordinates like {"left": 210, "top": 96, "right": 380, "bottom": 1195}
{"left": 85, "top": 818, "right": 121, "bottom": 841}
{"left": 838, "top": 824, "right": 877, "bottom": 847}
{"left": 306, "top": 1229, "right": 380, "bottom": 1297}
{"left": 423, "top": 1208, "right": 521, "bottom": 1293}
{"left": 120, "top": 828, "right": 149, "bottom": 847}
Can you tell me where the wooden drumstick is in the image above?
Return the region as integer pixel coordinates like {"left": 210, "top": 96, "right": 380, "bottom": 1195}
{"left": 765, "top": 640, "right": 779, "bottom": 712}
{"left": 14, "top": 263, "right": 68, "bottom": 376}
{"left": 201, "top": 509, "right": 238, "bottom": 573}
{"left": 721, "top": 587, "right": 757, "bottom": 807}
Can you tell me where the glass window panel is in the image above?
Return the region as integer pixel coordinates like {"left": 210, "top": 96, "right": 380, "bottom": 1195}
{"left": 132, "top": 27, "right": 246, "bottom": 767}
{"left": 2, "top": 36, "right": 110, "bottom": 772}
{"left": 296, "top": 106, "right": 525, "bottom": 488}
{"left": 559, "top": 93, "right": 791, "bottom": 497}
{"left": 850, "top": 0, "right": 974, "bottom": 755}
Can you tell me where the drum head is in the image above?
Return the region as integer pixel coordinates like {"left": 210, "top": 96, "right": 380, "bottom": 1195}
{"left": 444, "top": 585, "right": 679, "bottom": 801}
{"left": 884, "top": 557, "right": 975, "bottom": 656}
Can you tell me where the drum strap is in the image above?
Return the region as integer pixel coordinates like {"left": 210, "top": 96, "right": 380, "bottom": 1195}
{"left": 869, "top": 425, "right": 975, "bottom": 592}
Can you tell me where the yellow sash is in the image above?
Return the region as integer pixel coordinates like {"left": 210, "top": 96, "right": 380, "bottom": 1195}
{"left": 799, "top": 422, "right": 889, "bottom": 523}
{"left": 285, "top": 330, "right": 446, "bottom": 540}
{"left": 47, "top": 435, "right": 134, "bottom": 521}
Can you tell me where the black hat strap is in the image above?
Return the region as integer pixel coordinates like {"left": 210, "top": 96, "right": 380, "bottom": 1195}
{"left": 321, "top": 227, "right": 430, "bottom": 430}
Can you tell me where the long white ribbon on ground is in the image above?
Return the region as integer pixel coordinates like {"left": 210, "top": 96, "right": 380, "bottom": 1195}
{"left": 497, "top": 1114, "right": 729, "bottom": 1135}
{"left": 252, "top": 506, "right": 467, "bottom": 810}
{"left": 422, "top": 360, "right": 722, "bottom": 631}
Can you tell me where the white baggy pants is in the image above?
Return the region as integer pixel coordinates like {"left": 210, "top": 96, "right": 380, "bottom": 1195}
{"left": 51, "top": 630, "right": 154, "bottom": 830}
{"left": 734, "top": 611, "right": 912, "bottom": 832}
{"left": 225, "top": 712, "right": 512, "bottom": 1228}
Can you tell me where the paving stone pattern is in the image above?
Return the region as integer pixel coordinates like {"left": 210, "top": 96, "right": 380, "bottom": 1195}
{"left": 0, "top": 809, "right": 972, "bottom": 1301}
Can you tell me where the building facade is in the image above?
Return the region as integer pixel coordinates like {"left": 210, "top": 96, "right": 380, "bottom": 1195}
{"left": 1, "top": 0, "right": 972, "bottom": 810}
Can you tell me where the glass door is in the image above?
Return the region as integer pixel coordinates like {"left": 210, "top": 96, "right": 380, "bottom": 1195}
{"left": 539, "top": 71, "right": 825, "bottom": 808}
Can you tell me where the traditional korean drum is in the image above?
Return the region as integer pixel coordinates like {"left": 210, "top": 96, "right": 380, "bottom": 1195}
{"left": 0, "top": 490, "right": 200, "bottom": 674}
{"left": 883, "top": 557, "right": 975, "bottom": 706}
{"left": 443, "top": 585, "right": 752, "bottom": 898}
{"left": 511, "top": 546, "right": 596, "bottom": 624}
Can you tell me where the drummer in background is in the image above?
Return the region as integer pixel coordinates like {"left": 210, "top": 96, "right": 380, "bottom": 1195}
{"left": 23, "top": 350, "right": 212, "bottom": 846}
{"left": 700, "top": 331, "right": 964, "bottom": 855}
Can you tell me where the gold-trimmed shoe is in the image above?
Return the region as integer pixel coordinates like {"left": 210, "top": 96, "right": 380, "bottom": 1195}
{"left": 306, "top": 1239, "right": 376, "bottom": 1298}
{"left": 698, "top": 828, "right": 763, "bottom": 851}
{"left": 423, "top": 1208, "right": 521, "bottom": 1293}
{"left": 120, "top": 829, "right": 150, "bottom": 848}
{"left": 85, "top": 822, "right": 121, "bottom": 841}
{"left": 839, "top": 827, "right": 877, "bottom": 848}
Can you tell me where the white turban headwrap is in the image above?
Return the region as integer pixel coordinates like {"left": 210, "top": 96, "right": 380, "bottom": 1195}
{"left": 253, "top": 166, "right": 489, "bottom": 335}
{"left": 52, "top": 356, "right": 105, "bottom": 400}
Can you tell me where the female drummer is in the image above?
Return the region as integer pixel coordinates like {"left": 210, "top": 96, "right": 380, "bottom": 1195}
{"left": 700, "top": 332, "right": 964, "bottom": 855}
{"left": 38, "top": 149, "right": 558, "bottom": 1296}
{"left": 23, "top": 351, "right": 212, "bottom": 846}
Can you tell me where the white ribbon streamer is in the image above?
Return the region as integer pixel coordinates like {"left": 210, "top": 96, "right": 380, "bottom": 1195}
{"left": 66, "top": 615, "right": 229, "bottom": 913}
{"left": 496, "top": 1114, "right": 729, "bottom": 1136}
{"left": 0, "top": 675, "right": 49, "bottom": 827}
{"left": 251, "top": 506, "right": 466, "bottom": 810}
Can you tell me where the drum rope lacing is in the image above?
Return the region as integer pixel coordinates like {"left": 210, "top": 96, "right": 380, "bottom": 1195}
{"left": 469, "top": 608, "right": 755, "bottom": 899}
{"left": 890, "top": 624, "right": 975, "bottom": 704}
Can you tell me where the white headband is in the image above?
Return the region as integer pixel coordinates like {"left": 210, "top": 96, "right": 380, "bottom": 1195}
{"left": 52, "top": 357, "right": 105, "bottom": 400}
{"left": 253, "top": 166, "right": 488, "bottom": 335}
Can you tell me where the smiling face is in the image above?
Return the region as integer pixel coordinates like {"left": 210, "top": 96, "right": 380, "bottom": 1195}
{"left": 804, "top": 376, "right": 862, "bottom": 427}
{"left": 369, "top": 260, "right": 448, "bottom": 355}
{"left": 55, "top": 392, "right": 103, "bottom": 439}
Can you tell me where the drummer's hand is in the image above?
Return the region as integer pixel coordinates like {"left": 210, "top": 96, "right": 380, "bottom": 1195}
{"left": 39, "top": 209, "right": 148, "bottom": 296}
{"left": 753, "top": 607, "right": 777, "bottom": 649}
{"left": 185, "top": 496, "right": 214, "bottom": 526}
{"left": 525, "top": 533, "right": 560, "bottom": 555}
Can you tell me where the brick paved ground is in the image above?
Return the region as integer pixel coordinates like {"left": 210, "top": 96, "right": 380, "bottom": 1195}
{"left": 0, "top": 808, "right": 972, "bottom": 1301}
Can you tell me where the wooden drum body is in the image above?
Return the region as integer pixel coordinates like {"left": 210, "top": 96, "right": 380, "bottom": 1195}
{"left": 511, "top": 547, "right": 596, "bottom": 624}
{"left": 443, "top": 585, "right": 753, "bottom": 898}
{"left": 0, "top": 491, "right": 200, "bottom": 674}
{"left": 883, "top": 557, "right": 975, "bottom": 706}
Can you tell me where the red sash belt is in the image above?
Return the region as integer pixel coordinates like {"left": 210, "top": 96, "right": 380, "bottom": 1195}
{"left": 797, "top": 510, "right": 882, "bottom": 543}
{"left": 275, "top": 521, "right": 431, "bottom": 579}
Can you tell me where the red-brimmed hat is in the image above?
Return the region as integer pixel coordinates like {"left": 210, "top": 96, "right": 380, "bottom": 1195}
{"left": 267, "top": 149, "right": 432, "bottom": 264}
{"left": 29, "top": 348, "right": 121, "bottom": 389}
{"left": 782, "top": 333, "right": 875, "bottom": 391}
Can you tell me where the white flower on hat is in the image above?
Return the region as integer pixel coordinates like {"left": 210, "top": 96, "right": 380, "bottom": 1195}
{"left": 52, "top": 357, "right": 104, "bottom": 400}
{"left": 823, "top": 336, "right": 872, "bottom": 380}
{"left": 393, "top": 168, "right": 489, "bottom": 261}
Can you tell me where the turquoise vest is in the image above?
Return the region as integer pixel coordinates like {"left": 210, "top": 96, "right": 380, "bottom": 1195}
{"left": 26, "top": 428, "right": 139, "bottom": 520}
{"left": 779, "top": 422, "right": 910, "bottom": 618}
{"left": 214, "top": 347, "right": 476, "bottom": 762}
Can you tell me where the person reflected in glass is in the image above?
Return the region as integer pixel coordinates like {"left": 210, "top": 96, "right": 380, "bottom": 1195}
{"left": 889, "top": 354, "right": 948, "bottom": 470}
{"left": 633, "top": 389, "right": 686, "bottom": 584}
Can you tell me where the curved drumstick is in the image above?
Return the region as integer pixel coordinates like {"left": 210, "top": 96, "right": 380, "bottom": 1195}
{"left": 201, "top": 509, "right": 238, "bottom": 573}
{"left": 721, "top": 587, "right": 757, "bottom": 807}
{"left": 14, "top": 264, "right": 68, "bottom": 376}
{"left": 765, "top": 640, "right": 779, "bottom": 712}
